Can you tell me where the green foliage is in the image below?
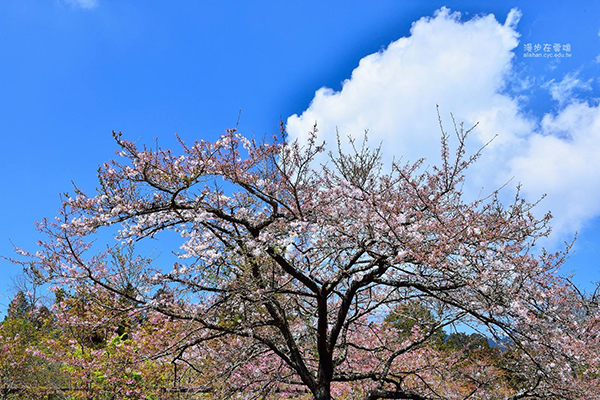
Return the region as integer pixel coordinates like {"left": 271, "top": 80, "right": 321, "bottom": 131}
{"left": 442, "top": 332, "right": 492, "bottom": 352}
{"left": 6, "top": 291, "right": 31, "bottom": 321}
{"left": 0, "top": 291, "right": 67, "bottom": 394}
{"left": 384, "top": 302, "right": 445, "bottom": 345}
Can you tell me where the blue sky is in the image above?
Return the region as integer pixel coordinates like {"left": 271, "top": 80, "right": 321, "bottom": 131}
{"left": 1, "top": 1, "right": 600, "bottom": 312}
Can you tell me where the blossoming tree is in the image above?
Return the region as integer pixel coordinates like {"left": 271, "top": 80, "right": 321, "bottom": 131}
{"left": 19, "top": 121, "right": 600, "bottom": 399}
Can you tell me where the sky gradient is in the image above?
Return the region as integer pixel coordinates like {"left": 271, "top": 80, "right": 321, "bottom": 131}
{"left": 1, "top": 0, "right": 600, "bottom": 313}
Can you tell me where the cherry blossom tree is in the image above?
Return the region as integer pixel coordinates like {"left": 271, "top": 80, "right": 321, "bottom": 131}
{"left": 17, "top": 119, "right": 600, "bottom": 399}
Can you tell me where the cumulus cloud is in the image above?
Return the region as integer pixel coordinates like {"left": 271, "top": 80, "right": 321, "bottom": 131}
{"left": 64, "top": 0, "right": 98, "bottom": 9}
{"left": 286, "top": 7, "right": 600, "bottom": 239}
{"left": 510, "top": 102, "right": 600, "bottom": 234}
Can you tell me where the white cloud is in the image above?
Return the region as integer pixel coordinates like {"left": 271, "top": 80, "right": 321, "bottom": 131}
{"left": 286, "top": 7, "right": 600, "bottom": 240}
{"left": 64, "top": 0, "right": 98, "bottom": 9}
{"left": 542, "top": 72, "right": 593, "bottom": 107}
{"left": 510, "top": 101, "right": 600, "bottom": 234}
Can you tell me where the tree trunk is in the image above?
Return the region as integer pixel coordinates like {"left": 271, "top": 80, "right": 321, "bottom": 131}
{"left": 314, "top": 384, "right": 331, "bottom": 400}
